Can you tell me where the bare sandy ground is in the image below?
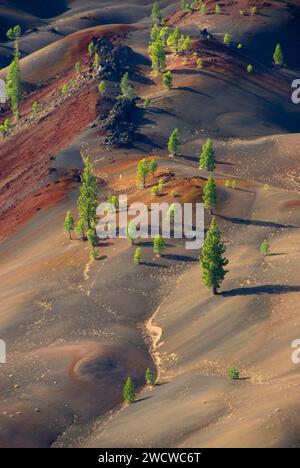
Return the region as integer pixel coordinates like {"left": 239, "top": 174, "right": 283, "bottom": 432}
{"left": 1, "top": 0, "right": 300, "bottom": 448}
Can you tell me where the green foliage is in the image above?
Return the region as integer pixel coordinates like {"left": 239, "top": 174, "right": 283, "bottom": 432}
{"left": 75, "top": 61, "right": 82, "bottom": 75}
{"left": 215, "top": 4, "right": 221, "bottom": 14}
{"left": 223, "top": 33, "right": 232, "bottom": 47}
{"left": 151, "top": 1, "right": 163, "bottom": 24}
{"left": 163, "top": 71, "right": 173, "bottom": 90}
{"left": 167, "top": 27, "right": 181, "bottom": 54}
{"left": 203, "top": 176, "right": 217, "bottom": 214}
{"left": 89, "top": 247, "right": 100, "bottom": 260}
{"left": 6, "top": 50, "right": 22, "bottom": 119}
{"left": 149, "top": 159, "right": 158, "bottom": 177}
{"left": 64, "top": 211, "right": 75, "bottom": 239}
{"left": 199, "top": 138, "right": 215, "bottom": 171}
{"left": 196, "top": 57, "right": 203, "bottom": 69}
{"left": 151, "top": 39, "right": 166, "bottom": 74}
{"left": 260, "top": 239, "right": 270, "bottom": 256}
{"left": 0, "top": 119, "right": 11, "bottom": 138}
{"left": 137, "top": 158, "right": 150, "bottom": 188}
{"left": 119, "top": 72, "right": 135, "bottom": 100}
{"left": 88, "top": 41, "right": 95, "bottom": 57}
{"left": 151, "top": 186, "right": 160, "bottom": 196}
{"left": 107, "top": 193, "right": 119, "bottom": 209}
{"left": 228, "top": 367, "right": 240, "bottom": 380}
{"left": 225, "top": 179, "right": 237, "bottom": 189}
{"left": 158, "top": 178, "right": 165, "bottom": 192}
{"left": 32, "top": 101, "right": 40, "bottom": 113}
{"left": 123, "top": 377, "right": 135, "bottom": 403}
{"left": 134, "top": 247, "right": 142, "bottom": 265}
{"left": 143, "top": 97, "right": 151, "bottom": 108}
{"left": 153, "top": 234, "right": 166, "bottom": 256}
{"left": 273, "top": 43, "right": 284, "bottom": 67}
{"left": 200, "top": 217, "right": 229, "bottom": 295}
{"left": 7, "top": 25, "right": 21, "bottom": 42}
{"left": 168, "top": 128, "right": 180, "bottom": 156}
{"left": 98, "top": 80, "right": 106, "bottom": 96}
{"left": 87, "top": 228, "right": 97, "bottom": 246}
{"left": 146, "top": 368, "right": 155, "bottom": 385}
{"left": 250, "top": 6, "right": 257, "bottom": 16}
{"left": 263, "top": 183, "right": 270, "bottom": 192}
{"left": 75, "top": 218, "right": 86, "bottom": 240}
{"left": 77, "top": 156, "right": 98, "bottom": 233}
{"left": 93, "top": 52, "right": 100, "bottom": 71}
{"left": 200, "top": 3, "right": 206, "bottom": 14}
{"left": 237, "top": 43, "right": 243, "bottom": 49}
{"left": 61, "top": 83, "right": 70, "bottom": 95}
{"left": 247, "top": 64, "right": 253, "bottom": 74}
{"left": 126, "top": 220, "right": 137, "bottom": 245}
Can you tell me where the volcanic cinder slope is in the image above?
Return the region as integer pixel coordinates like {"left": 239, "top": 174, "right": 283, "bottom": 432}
{"left": 0, "top": 0, "right": 300, "bottom": 448}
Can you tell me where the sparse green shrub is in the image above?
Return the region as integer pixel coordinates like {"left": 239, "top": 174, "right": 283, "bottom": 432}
{"left": 260, "top": 239, "right": 270, "bottom": 256}
{"left": 144, "top": 97, "right": 151, "bottom": 108}
{"left": 151, "top": 186, "right": 160, "bottom": 196}
{"left": 153, "top": 234, "right": 166, "bottom": 256}
{"left": 123, "top": 377, "right": 135, "bottom": 403}
{"left": 32, "top": 101, "right": 40, "bottom": 113}
{"left": 90, "top": 246, "right": 100, "bottom": 260}
{"left": 247, "top": 64, "right": 253, "bottom": 74}
{"left": 134, "top": 247, "right": 142, "bottom": 265}
{"left": 228, "top": 367, "right": 240, "bottom": 380}
{"left": 223, "top": 33, "right": 232, "bottom": 47}
{"left": 168, "top": 128, "right": 180, "bottom": 157}
{"left": 163, "top": 71, "right": 173, "bottom": 90}
{"left": 146, "top": 368, "right": 155, "bottom": 385}
{"left": 64, "top": 211, "right": 75, "bottom": 240}
{"left": 98, "top": 80, "right": 106, "bottom": 96}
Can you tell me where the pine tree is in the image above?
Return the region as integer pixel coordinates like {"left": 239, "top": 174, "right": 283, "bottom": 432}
{"left": 0, "top": 119, "right": 11, "bottom": 139}
{"left": 203, "top": 176, "right": 217, "bottom": 215}
{"left": 146, "top": 368, "right": 155, "bottom": 385}
{"left": 137, "top": 158, "right": 150, "bottom": 188}
{"left": 87, "top": 228, "right": 97, "bottom": 246}
{"left": 260, "top": 239, "right": 270, "bottom": 256}
{"left": 151, "top": 1, "right": 163, "bottom": 24}
{"left": 148, "top": 159, "right": 158, "bottom": 177}
{"left": 151, "top": 39, "right": 166, "bottom": 74}
{"left": 88, "top": 41, "right": 95, "bottom": 57}
{"left": 126, "top": 221, "right": 137, "bottom": 245}
{"left": 119, "top": 72, "right": 135, "bottom": 100}
{"left": 75, "top": 218, "right": 86, "bottom": 241}
{"left": 75, "top": 61, "right": 82, "bottom": 75}
{"left": 247, "top": 64, "right": 253, "bottom": 74}
{"left": 6, "top": 48, "right": 22, "bottom": 119}
{"left": 77, "top": 156, "right": 98, "bottom": 233}
{"left": 273, "top": 43, "right": 284, "bottom": 67}
{"left": 154, "top": 234, "right": 166, "bottom": 257}
{"left": 98, "top": 80, "right": 106, "bottom": 96}
{"left": 90, "top": 246, "right": 100, "bottom": 260}
{"left": 64, "top": 211, "right": 75, "bottom": 240}
{"left": 123, "top": 377, "right": 135, "bottom": 403}
{"left": 200, "top": 217, "right": 229, "bottom": 295}
{"left": 199, "top": 138, "right": 215, "bottom": 171}
{"left": 93, "top": 52, "right": 100, "bottom": 71}
{"left": 215, "top": 4, "right": 221, "bottom": 14}
{"left": 163, "top": 71, "right": 173, "bottom": 90}
{"left": 223, "top": 33, "right": 232, "bottom": 47}
{"left": 167, "top": 27, "right": 181, "bottom": 54}
{"left": 168, "top": 128, "right": 180, "bottom": 157}
{"left": 134, "top": 247, "right": 142, "bottom": 265}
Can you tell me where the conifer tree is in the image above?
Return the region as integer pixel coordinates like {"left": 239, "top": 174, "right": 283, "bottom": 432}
{"left": 134, "top": 247, "right": 142, "bottom": 265}
{"left": 123, "top": 377, "right": 135, "bottom": 403}
{"left": 199, "top": 138, "right": 215, "bottom": 171}
{"left": 200, "top": 217, "right": 229, "bottom": 295}
{"left": 119, "top": 72, "right": 135, "bottom": 100}
{"left": 64, "top": 211, "right": 75, "bottom": 240}
{"left": 273, "top": 43, "right": 284, "bottom": 67}
{"left": 151, "top": 39, "right": 166, "bottom": 74}
{"left": 148, "top": 159, "right": 158, "bottom": 177}
{"left": 203, "top": 176, "right": 217, "bottom": 215}
{"left": 146, "top": 368, "right": 155, "bottom": 385}
{"left": 88, "top": 41, "right": 95, "bottom": 57}
{"left": 0, "top": 119, "right": 11, "bottom": 139}
{"left": 137, "top": 158, "right": 150, "bottom": 188}
{"left": 223, "top": 33, "right": 232, "bottom": 47}
{"left": 77, "top": 156, "right": 98, "bottom": 233}
{"left": 163, "top": 71, "right": 173, "bottom": 90}
{"left": 151, "top": 1, "right": 163, "bottom": 24}
{"left": 98, "top": 80, "right": 106, "bottom": 96}
{"left": 126, "top": 221, "right": 137, "bottom": 245}
{"left": 154, "top": 234, "right": 166, "bottom": 257}
{"left": 87, "top": 228, "right": 97, "bottom": 246}
{"left": 6, "top": 27, "right": 22, "bottom": 120}
{"left": 167, "top": 27, "right": 181, "bottom": 54}
{"left": 168, "top": 128, "right": 180, "bottom": 157}
{"left": 260, "top": 239, "right": 270, "bottom": 256}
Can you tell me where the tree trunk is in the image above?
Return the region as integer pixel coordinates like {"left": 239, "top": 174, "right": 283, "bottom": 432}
{"left": 69, "top": 230, "right": 72, "bottom": 241}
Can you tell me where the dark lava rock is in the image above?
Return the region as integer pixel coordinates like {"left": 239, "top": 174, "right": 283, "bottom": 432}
{"left": 91, "top": 36, "right": 133, "bottom": 80}
{"left": 99, "top": 98, "right": 137, "bottom": 147}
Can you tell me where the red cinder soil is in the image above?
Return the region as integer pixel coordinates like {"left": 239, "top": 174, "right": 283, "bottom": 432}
{"left": 0, "top": 84, "right": 99, "bottom": 240}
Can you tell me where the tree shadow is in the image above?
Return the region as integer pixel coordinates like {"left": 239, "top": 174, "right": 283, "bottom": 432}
{"left": 134, "top": 396, "right": 152, "bottom": 404}
{"left": 176, "top": 85, "right": 215, "bottom": 99}
{"left": 222, "top": 285, "right": 300, "bottom": 297}
{"left": 142, "top": 262, "right": 169, "bottom": 269}
{"left": 219, "top": 215, "right": 297, "bottom": 229}
{"left": 163, "top": 254, "right": 198, "bottom": 263}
